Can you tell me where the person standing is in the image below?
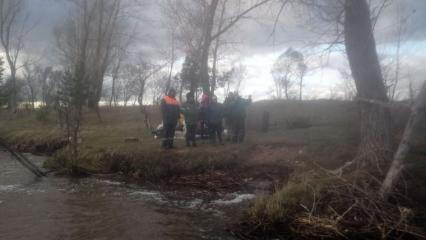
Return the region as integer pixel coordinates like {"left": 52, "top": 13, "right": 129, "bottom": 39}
{"left": 207, "top": 95, "right": 224, "bottom": 144}
{"left": 199, "top": 92, "right": 210, "bottom": 141}
{"left": 160, "top": 89, "right": 180, "bottom": 149}
{"left": 223, "top": 92, "right": 236, "bottom": 141}
{"left": 231, "top": 94, "right": 251, "bottom": 143}
{"left": 181, "top": 92, "right": 199, "bottom": 147}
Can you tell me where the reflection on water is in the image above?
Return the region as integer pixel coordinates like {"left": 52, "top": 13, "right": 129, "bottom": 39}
{"left": 0, "top": 150, "right": 238, "bottom": 240}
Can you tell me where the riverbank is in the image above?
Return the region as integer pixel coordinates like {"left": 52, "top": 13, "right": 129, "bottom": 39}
{"left": 0, "top": 101, "right": 362, "bottom": 183}
{"left": 1, "top": 100, "right": 425, "bottom": 239}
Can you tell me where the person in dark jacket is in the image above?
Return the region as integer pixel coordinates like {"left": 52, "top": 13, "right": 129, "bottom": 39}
{"left": 231, "top": 94, "right": 251, "bottom": 143}
{"left": 223, "top": 92, "right": 236, "bottom": 141}
{"left": 160, "top": 88, "right": 180, "bottom": 149}
{"left": 181, "top": 92, "right": 199, "bottom": 147}
{"left": 207, "top": 95, "right": 223, "bottom": 144}
{"left": 199, "top": 92, "right": 209, "bottom": 141}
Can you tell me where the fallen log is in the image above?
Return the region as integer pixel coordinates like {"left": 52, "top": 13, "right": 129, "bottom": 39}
{"left": 0, "top": 138, "right": 45, "bottom": 177}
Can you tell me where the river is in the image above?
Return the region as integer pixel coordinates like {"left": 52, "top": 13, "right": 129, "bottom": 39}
{"left": 0, "top": 149, "right": 255, "bottom": 240}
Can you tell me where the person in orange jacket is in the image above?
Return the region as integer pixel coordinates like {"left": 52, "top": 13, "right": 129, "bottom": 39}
{"left": 160, "top": 88, "right": 180, "bottom": 149}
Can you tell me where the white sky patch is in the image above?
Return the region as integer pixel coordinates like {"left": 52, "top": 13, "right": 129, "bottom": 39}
{"left": 235, "top": 49, "right": 344, "bottom": 101}
{"left": 233, "top": 40, "right": 426, "bottom": 101}
{"left": 240, "top": 52, "right": 278, "bottom": 100}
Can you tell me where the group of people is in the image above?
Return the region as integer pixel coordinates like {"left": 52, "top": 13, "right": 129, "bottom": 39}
{"left": 160, "top": 88, "right": 251, "bottom": 149}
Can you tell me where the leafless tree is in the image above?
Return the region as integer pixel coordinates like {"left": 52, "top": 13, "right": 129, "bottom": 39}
{"left": 0, "top": 0, "right": 31, "bottom": 112}
{"left": 380, "top": 81, "right": 426, "bottom": 198}
{"left": 118, "top": 67, "right": 134, "bottom": 107}
{"left": 297, "top": 62, "right": 307, "bottom": 101}
{"left": 54, "top": 0, "right": 94, "bottom": 170}
{"left": 295, "top": 0, "right": 392, "bottom": 171}
{"left": 163, "top": 0, "right": 274, "bottom": 95}
{"left": 165, "top": 26, "right": 177, "bottom": 94}
{"left": 148, "top": 73, "right": 169, "bottom": 105}
{"left": 271, "top": 48, "right": 304, "bottom": 100}
{"left": 55, "top": 0, "right": 127, "bottom": 119}
{"left": 109, "top": 50, "right": 124, "bottom": 108}
{"left": 344, "top": 0, "right": 391, "bottom": 171}
{"left": 22, "top": 59, "right": 40, "bottom": 108}
{"left": 217, "top": 63, "right": 247, "bottom": 96}
{"left": 108, "top": 33, "right": 134, "bottom": 108}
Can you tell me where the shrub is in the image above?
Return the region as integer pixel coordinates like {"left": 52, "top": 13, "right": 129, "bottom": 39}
{"left": 36, "top": 106, "right": 51, "bottom": 122}
{"left": 286, "top": 116, "right": 312, "bottom": 129}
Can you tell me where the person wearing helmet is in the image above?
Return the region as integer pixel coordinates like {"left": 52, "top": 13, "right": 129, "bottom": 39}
{"left": 160, "top": 88, "right": 180, "bottom": 149}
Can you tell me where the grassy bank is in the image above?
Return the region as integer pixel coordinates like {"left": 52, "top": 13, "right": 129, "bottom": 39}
{"left": 1, "top": 100, "right": 424, "bottom": 238}
{"left": 0, "top": 100, "right": 364, "bottom": 177}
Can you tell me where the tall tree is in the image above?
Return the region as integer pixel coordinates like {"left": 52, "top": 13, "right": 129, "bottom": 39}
{"left": 87, "top": 0, "right": 121, "bottom": 112}
{"left": 0, "top": 0, "right": 30, "bottom": 112}
{"left": 344, "top": 0, "right": 391, "bottom": 171}
{"left": 165, "top": 0, "right": 274, "bottom": 95}
{"left": 0, "top": 57, "right": 6, "bottom": 106}
{"left": 56, "top": 0, "right": 124, "bottom": 117}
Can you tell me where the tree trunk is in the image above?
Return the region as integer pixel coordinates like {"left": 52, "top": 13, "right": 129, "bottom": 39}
{"left": 109, "top": 59, "right": 121, "bottom": 108}
{"left": 284, "top": 78, "right": 289, "bottom": 100}
{"left": 210, "top": 1, "right": 226, "bottom": 95}
{"left": 30, "top": 86, "right": 35, "bottom": 109}
{"left": 166, "top": 33, "right": 176, "bottom": 94}
{"left": 8, "top": 66, "right": 17, "bottom": 113}
{"left": 200, "top": 0, "right": 219, "bottom": 95}
{"left": 179, "top": 79, "right": 183, "bottom": 103}
{"left": 344, "top": 0, "right": 391, "bottom": 172}
{"left": 211, "top": 38, "right": 219, "bottom": 95}
{"left": 380, "top": 82, "right": 426, "bottom": 198}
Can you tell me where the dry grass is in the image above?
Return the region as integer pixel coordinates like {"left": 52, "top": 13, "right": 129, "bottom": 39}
{"left": 242, "top": 171, "right": 425, "bottom": 239}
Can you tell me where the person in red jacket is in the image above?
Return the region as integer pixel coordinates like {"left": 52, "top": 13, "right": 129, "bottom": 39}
{"left": 160, "top": 89, "right": 180, "bottom": 149}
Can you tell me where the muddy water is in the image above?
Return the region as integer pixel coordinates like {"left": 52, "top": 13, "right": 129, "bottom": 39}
{"left": 0, "top": 149, "right": 254, "bottom": 240}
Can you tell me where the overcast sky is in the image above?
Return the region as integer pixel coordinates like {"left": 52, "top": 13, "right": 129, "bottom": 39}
{"left": 19, "top": 0, "right": 426, "bottom": 101}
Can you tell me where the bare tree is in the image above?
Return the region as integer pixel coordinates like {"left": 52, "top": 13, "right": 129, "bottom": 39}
{"left": 285, "top": 0, "right": 393, "bottom": 171}
{"left": 0, "top": 0, "right": 31, "bottom": 112}
{"left": 165, "top": 26, "right": 177, "bottom": 94}
{"left": 54, "top": 0, "right": 93, "bottom": 171}
{"left": 271, "top": 48, "right": 304, "bottom": 100}
{"left": 118, "top": 67, "right": 134, "bottom": 107}
{"left": 108, "top": 33, "right": 134, "bottom": 108}
{"left": 380, "top": 81, "right": 426, "bottom": 198}
{"left": 217, "top": 63, "right": 247, "bottom": 96}
{"left": 210, "top": 0, "right": 227, "bottom": 95}
{"left": 109, "top": 50, "right": 124, "bottom": 108}
{"left": 164, "top": 0, "right": 274, "bottom": 95}
{"left": 344, "top": 0, "right": 391, "bottom": 171}
{"left": 22, "top": 59, "right": 40, "bottom": 108}
{"left": 87, "top": 0, "right": 121, "bottom": 114}
{"left": 149, "top": 74, "right": 169, "bottom": 105}
{"left": 297, "top": 62, "right": 307, "bottom": 101}
{"left": 55, "top": 0, "right": 126, "bottom": 118}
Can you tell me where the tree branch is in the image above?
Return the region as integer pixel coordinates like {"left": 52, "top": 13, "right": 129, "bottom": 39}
{"left": 211, "top": 0, "right": 274, "bottom": 40}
